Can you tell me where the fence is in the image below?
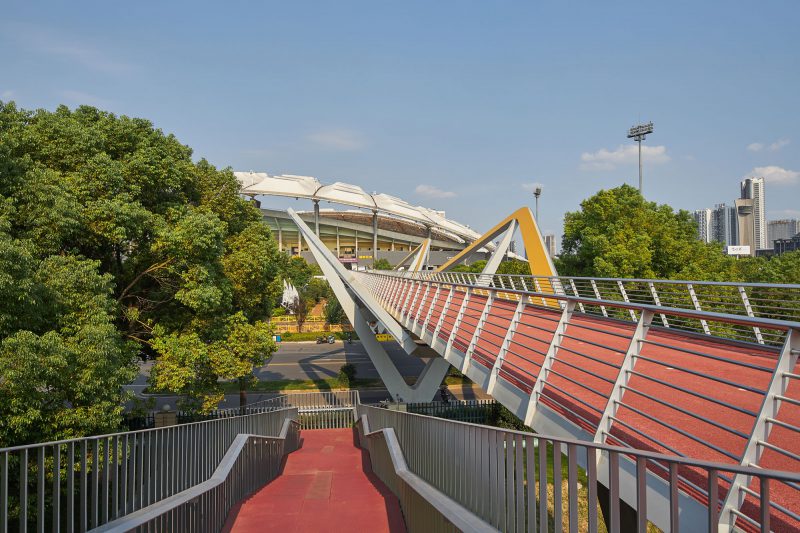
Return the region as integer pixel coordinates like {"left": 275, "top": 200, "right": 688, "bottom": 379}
{"left": 405, "top": 400, "right": 497, "bottom": 425}
{"left": 0, "top": 408, "right": 298, "bottom": 532}
{"left": 92, "top": 417, "right": 301, "bottom": 532}
{"left": 355, "top": 413, "right": 497, "bottom": 533}
{"left": 368, "top": 270, "right": 800, "bottom": 346}
{"left": 359, "top": 404, "right": 800, "bottom": 533}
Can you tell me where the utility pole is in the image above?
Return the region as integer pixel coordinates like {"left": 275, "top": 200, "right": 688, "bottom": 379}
{"left": 627, "top": 122, "right": 654, "bottom": 195}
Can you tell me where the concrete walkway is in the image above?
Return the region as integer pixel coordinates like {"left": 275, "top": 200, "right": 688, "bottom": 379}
{"left": 224, "top": 429, "right": 406, "bottom": 532}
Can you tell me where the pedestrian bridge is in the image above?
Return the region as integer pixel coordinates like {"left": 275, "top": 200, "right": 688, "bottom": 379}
{"left": 1, "top": 206, "right": 798, "bottom": 532}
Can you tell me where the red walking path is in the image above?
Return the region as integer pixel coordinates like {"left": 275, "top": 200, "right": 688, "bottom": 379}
{"left": 224, "top": 429, "right": 406, "bottom": 533}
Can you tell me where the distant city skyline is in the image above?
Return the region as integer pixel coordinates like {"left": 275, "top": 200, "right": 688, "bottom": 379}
{"left": 1, "top": 2, "right": 798, "bottom": 242}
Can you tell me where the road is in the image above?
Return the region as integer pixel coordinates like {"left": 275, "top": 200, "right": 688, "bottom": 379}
{"left": 124, "top": 340, "right": 453, "bottom": 410}
{"left": 254, "top": 340, "right": 425, "bottom": 381}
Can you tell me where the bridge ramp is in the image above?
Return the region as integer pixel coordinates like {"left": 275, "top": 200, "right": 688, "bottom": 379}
{"left": 225, "top": 429, "right": 405, "bottom": 533}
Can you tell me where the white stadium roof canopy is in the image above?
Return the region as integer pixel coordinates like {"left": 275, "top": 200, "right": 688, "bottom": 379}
{"left": 234, "top": 172, "right": 483, "bottom": 245}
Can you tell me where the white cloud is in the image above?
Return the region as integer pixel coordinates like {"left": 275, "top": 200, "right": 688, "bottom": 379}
{"left": 744, "top": 166, "right": 800, "bottom": 185}
{"left": 414, "top": 184, "right": 456, "bottom": 199}
{"left": 747, "top": 142, "right": 764, "bottom": 152}
{"left": 1, "top": 90, "right": 13, "bottom": 100}
{"left": 769, "top": 139, "right": 790, "bottom": 151}
{"left": 521, "top": 182, "right": 544, "bottom": 193}
{"left": 307, "top": 129, "right": 365, "bottom": 151}
{"left": 58, "top": 90, "right": 112, "bottom": 108}
{"left": 579, "top": 144, "right": 669, "bottom": 171}
{"left": 747, "top": 139, "right": 790, "bottom": 152}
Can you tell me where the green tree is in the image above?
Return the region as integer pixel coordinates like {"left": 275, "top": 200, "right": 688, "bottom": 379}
{"left": 0, "top": 102, "right": 284, "bottom": 432}
{"left": 558, "top": 184, "right": 730, "bottom": 279}
{"left": 373, "top": 258, "right": 392, "bottom": 270}
{"left": 324, "top": 297, "right": 345, "bottom": 325}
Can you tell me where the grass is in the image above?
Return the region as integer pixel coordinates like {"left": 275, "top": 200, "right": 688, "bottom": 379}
{"left": 276, "top": 331, "right": 358, "bottom": 342}
{"left": 217, "top": 377, "right": 384, "bottom": 393}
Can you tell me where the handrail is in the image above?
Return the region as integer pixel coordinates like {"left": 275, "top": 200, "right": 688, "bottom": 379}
{"left": 379, "top": 269, "right": 800, "bottom": 290}
{"left": 1, "top": 408, "right": 298, "bottom": 531}
{"left": 362, "top": 271, "right": 800, "bottom": 332}
{"left": 359, "top": 404, "right": 800, "bottom": 532}
{"left": 356, "top": 414, "right": 498, "bottom": 533}
{"left": 92, "top": 417, "right": 301, "bottom": 532}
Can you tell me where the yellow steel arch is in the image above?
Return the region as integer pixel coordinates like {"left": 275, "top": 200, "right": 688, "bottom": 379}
{"left": 436, "top": 207, "right": 557, "bottom": 278}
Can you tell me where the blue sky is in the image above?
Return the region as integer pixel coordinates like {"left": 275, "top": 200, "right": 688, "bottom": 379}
{"left": 2, "top": 1, "right": 798, "bottom": 243}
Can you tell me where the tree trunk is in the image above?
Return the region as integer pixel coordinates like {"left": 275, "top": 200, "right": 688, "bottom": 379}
{"left": 239, "top": 377, "right": 247, "bottom": 415}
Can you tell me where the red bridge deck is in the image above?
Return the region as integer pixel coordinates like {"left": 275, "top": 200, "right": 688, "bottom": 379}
{"left": 224, "top": 429, "right": 406, "bottom": 533}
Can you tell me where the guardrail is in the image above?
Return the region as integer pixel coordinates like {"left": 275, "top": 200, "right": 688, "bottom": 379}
{"left": 369, "top": 270, "right": 800, "bottom": 345}
{"left": 93, "top": 416, "right": 301, "bottom": 532}
{"left": 0, "top": 408, "right": 298, "bottom": 532}
{"left": 356, "top": 271, "right": 800, "bottom": 531}
{"left": 359, "top": 405, "right": 800, "bottom": 532}
{"left": 235, "top": 390, "right": 360, "bottom": 412}
{"left": 355, "top": 413, "right": 498, "bottom": 532}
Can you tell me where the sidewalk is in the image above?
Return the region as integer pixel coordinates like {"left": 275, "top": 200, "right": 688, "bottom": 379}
{"left": 224, "top": 429, "right": 405, "bottom": 533}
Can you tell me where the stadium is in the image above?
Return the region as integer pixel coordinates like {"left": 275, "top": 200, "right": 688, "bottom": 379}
{"left": 235, "top": 172, "right": 497, "bottom": 269}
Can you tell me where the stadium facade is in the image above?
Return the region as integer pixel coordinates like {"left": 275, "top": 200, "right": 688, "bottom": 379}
{"left": 235, "top": 172, "right": 494, "bottom": 269}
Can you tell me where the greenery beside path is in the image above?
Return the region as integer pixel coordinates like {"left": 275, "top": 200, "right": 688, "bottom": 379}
{"left": 0, "top": 103, "right": 297, "bottom": 446}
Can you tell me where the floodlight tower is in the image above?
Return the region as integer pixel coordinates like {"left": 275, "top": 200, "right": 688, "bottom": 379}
{"left": 627, "top": 121, "right": 654, "bottom": 195}
{"left": 533, "top": 186, "right": 542, "bottom": 222}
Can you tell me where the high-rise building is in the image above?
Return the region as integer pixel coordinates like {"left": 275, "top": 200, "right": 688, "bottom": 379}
{"left": 735, "top": 198, "right": 755, "bottom": 255}
{"left": 740, "top": 177, "right": 766, "bottom": 250}
{"left": 543, "top": 234, "right": 557, "bottom": 258}
{"left": 710, "top": 204, "right": 738, "bottom": 246}
{"left": 768, "top": 219, "right": 800, "bottom": 247}
{"left": 693, "top": 209, "right": 712, "bottom": 243}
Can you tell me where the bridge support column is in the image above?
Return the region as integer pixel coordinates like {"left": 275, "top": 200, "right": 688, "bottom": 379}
{"left": 288, "top": 209, "right": 450, "bottom": 402}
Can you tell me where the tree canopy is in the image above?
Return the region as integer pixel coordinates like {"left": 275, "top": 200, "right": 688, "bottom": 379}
{"left": 0, "top": 102, "right": 285, "bottom": 444}
{"left": 556, "top": 184, "right": 800, "bottom": 283}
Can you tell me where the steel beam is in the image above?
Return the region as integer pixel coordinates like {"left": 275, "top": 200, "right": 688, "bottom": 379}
{"left": 719, "top": 328, "right": 799, "bottom": 531}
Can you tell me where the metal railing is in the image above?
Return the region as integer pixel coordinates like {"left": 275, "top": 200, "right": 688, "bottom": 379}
{"left": 370, "top": 270, "right": 800, "bottom": 345}
{"left": 93, "top": 416, "right": 301, "bottom": 532}
{"left": 359, "top": 404, "right": 800, "bottom": 533}
{"left": 405, "top": 400, "right": 498, "bottom": 425}
{"left": 234, "top": 390, "right": 360, "bottom": 412}
{"left": 355, "top": 412, "right": 498, "bottom": 532}
{"left": 0, "top": 408, "right": 298, "bottom": 532}
{"left": 356, "top": 270, "right": 800, "bottom": 531}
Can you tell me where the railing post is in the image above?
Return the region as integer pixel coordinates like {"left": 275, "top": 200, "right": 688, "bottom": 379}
{"left": 414, "top": 282, "right": 433, "bottom": 324}
{"left": 421, "top": 284, "right": 441, "bottom": 332}
{"left": 400, "top": 279, "right": 420, "bottom": 317}
{"left": 687, "top": 283, "right": 711, "bottom": 335}
{"left": 594, "top": 310, "right": 654, "bottom": 444}
{"left": 616, "top": 280, "right": 638, "bottom": 321}
{"left": 590, "top": 279, "right": 609, "bottom": 317}
{"left": 432, "top": 285, "right": 456, "bottom": 342}
{"left": 719, "top": 327, "right": 799, "bottom": 531}
{"left": 738, "top": 286, "right": 764, "bottom": 344}
{"left": 524, "top": 301, "right": 576, "bottom": 426}
{"left": 487, "top": 296, "right": 526, "bottom": 395}
{"left": 648, "top": 282, "right": 670, "bottom": 328}
{"left": 532, "top": 278, "right": 547, "bottom": 307}
{"left": 568, "top": 278, "right": 586, "bottom": 314}
{"left": 461, "top": 290, "right": 495, "bottom": 374}
{"left": 445, "top": 287, "right": 473, "bottom": 360}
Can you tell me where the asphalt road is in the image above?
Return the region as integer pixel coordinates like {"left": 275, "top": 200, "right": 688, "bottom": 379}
{"left": 255, "top": 340, "right": 425, "bottom": 381}
{"left": 124, "top": 341, "right": 430, "bottom": 410}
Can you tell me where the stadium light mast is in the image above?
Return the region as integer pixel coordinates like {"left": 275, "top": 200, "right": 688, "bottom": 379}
{"left": 627, "top": 121, "right": 654, "bottom": 195}
{"left": 533, "top": 186, "right": 542, "bottom": 222}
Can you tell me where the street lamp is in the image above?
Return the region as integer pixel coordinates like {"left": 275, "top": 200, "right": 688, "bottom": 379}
{"left": 627, "top": 122, "right": 654, "bottom": 195}
{"left": 533, "top": 186, "right": 542, "bottom": 222}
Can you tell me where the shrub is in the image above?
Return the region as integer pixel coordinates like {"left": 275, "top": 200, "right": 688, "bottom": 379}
{"left": 338, "top": 363, "right": 357, "bottom": 386}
